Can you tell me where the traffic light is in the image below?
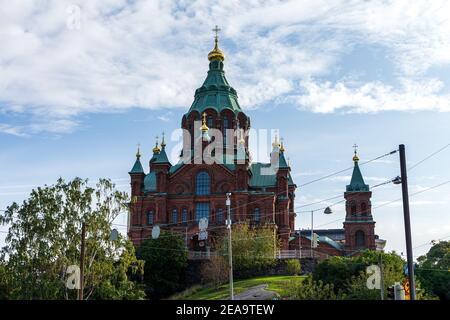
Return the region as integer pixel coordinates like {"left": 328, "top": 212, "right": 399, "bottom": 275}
{"left": 387, "top": 286, "right": 395, "bottom": 300}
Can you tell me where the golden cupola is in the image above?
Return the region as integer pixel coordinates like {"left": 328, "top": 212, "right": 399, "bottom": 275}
{"left": 208, "top": 25, "right": 225, "bottom": 62}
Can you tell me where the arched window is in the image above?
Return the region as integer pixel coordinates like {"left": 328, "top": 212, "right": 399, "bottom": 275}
{"left": 254, "top": 208, "right": 260, "bottom": 223}
{"left": 147, "top": 210, "right": 153, "bottom": 225}
{"left": 207, "top": 115, "right": 213, "bottom": 128}
{"left": 361, "top": 202, "right": 367, "bottom": 216}
{"left": 218, "top": 208, "right": 223, "bottom": 224}
{"left": 355, "top": 230, "right": 365, "bottom": 248}
{"left": 182, "top": 208, "right": 187, "bottom": 224}
{"left": 350, "top": 201, "right": 357, "bottom": 215}
{"left": 196, "top": 202, "right": 209, "bottom": 221}
{"left": 172, "top": 208, "right": 177, "bottom": 224}
{"left": 196, "top": 171, "right": 210, "bottom": 195}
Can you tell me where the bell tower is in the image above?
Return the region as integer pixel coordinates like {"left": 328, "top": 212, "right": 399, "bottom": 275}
{"left": 343, "top": 145, "right": 376, "bottom": 254}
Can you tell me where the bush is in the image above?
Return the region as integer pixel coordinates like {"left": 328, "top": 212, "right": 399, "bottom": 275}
{"left": 287, "top": 275, "right": 338, "bottom": 300}
{"left": 285, "top": 259, "right": 301, "bottom": 275}
{"left": 200, "top": 256, "right": 229, "bottom": 288}
{"left": 219, "top": 223, "right": 279, "bottom": 279}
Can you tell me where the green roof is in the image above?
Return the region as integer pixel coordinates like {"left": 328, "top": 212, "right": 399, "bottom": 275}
{"left": 151, "top": 147, "right": 171, "bottom": 165}
{"left": 249, "top": 162, "right": 295, "bottom": 188}
{"left": 279, "top": 151, "right": 289, "bottom": 168}
{"left": 304, "top": 234, "right": 343, "bottom": 251}
{"left": 129, "top": 158, "right": 144, "bottom": 174}
{"left": 186, "top": 60, "right": 241, "bottom": 116}
{"left": 346, "top": 161, "right": 369, "bottom": 192}
{"left": 144, "top": 172, "right": 156, "bottom": 193}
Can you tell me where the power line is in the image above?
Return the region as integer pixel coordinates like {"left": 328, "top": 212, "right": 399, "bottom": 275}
{"left": 312, "top": 179, "right": 450, "bottom": 229}
{"left": 297, "top": 150, "right": 397, "bottom": 188}
{"left": 408, "top": 143, "right": 450, "bottom": 172}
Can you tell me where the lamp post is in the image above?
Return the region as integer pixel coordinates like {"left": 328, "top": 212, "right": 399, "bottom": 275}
{"left": 310, "top": 207, "right": 333, "bottom": 264}
{"left": 226, "top": 192, "right": 234, "bottom": 300}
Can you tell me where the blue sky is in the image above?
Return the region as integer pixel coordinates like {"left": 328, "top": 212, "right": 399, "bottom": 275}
{"left": 1, "top": 0, "right": 450, "bottom": 259}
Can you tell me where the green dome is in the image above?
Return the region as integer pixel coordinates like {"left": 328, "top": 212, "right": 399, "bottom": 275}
{"left": 186, "top": 59, "right": 241, "bottom": 116}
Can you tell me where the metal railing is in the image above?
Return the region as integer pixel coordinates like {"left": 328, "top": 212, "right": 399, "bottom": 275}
{"left": 187, "top": 249, "right": 330, "bottom": 260}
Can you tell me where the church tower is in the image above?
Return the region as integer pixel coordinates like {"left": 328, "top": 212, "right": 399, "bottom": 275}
{"left": 127, "top": 27, "right": 296, "bottom": 251}
{"left": 343, "top": 146, "right": 376, "bottom": 253}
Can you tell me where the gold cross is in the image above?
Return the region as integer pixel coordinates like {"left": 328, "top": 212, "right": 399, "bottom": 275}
{"left": 353, "top": 143, "right": 358, "bottom": 154}
{"left": 212, "top": 25, "right": 221, "bottom": 40}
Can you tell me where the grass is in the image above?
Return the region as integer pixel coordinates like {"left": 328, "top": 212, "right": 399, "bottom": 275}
{"left": 172, "top": 275, "right": 306, "bottom": 300}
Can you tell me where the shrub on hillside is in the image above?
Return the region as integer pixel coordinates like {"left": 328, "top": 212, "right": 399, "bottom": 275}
{"left": 287, "top": 275, "right": 338, "bottom": 300}
{"left": 285, "top": 259, "right": 301, "bottom": 275}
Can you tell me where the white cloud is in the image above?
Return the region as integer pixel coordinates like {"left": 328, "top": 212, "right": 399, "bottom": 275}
{"left": 1, "top": 0, "right": 450, "bottom": 135}
{"left": 294, "top": 78, "right": 450, "bottom": 113}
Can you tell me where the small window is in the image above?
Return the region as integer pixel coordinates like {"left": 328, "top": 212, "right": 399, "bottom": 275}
{"left": 207, "top": 115, "right": 213, "bottom": 128}
{"left": 361, "top": 202, "right": 367, "bottom": 216}
{"left": 182, "top": 208, "right": 187, "bottom": 224}
{"left": 350, "top": 201, "right": 357, "bottom": 215}
{"left": 218, "top": 208, "right": 223, "bottom": 224}
{"left": 172, "top": 208, "right": 177, "bottom": 224}
{"left": 147, "top": 210, "right": 153, "bottom": 225}
{"left": 254, "top": 208, "right": 260, "bottom": 223}
{"left": 223, "top": 116, "right": 229, "bottom": 147}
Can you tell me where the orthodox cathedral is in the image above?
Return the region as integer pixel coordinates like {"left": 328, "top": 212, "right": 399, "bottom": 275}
{"left": 128, "top": 29, "right": 384, "bottom": 258}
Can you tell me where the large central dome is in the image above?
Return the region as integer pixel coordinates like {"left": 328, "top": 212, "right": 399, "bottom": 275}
{"left": 185, "top": 35, "right": 241, "bottom": 117}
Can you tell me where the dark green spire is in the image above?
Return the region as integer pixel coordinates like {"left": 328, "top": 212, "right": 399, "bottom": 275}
{"left": 186, "top": 32, "right": 241, "bottom": 117}
{"left": 129, "top": 145, "right": 144, "bottom": 174}
{"left": 150, "top": 133, "right": 171, "bottom": 165}
{"left": 346, "top": 148, "right": 369, "bottom": 192}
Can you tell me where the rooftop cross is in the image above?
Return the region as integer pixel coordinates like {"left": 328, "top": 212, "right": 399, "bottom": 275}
{"left": 352, "top": 143, "right": 360, "bottom": 162}
{"left": 136, "top": 143, "right": 141, "bottom": 159}
{"left": 212, "top": 25, "right": 221, "bottom": 43}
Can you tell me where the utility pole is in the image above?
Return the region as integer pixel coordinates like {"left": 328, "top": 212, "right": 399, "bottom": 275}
{"left": 78, "top": 222, "right": 86, "bottom": 300}
{"left": 226, "top": 193, "right": 234, "bottom": 300}
{"left": 311, "top": 210, "right": 314, "bottom": 260}
{"left": 379, "top": 253, "right": 385, "bottom": 300}
{"left": 399, "top": 144, "right": 416, "bottom": 300}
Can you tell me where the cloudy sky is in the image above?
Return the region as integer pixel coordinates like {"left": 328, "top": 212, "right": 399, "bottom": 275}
{"left": 1, "top": 0, "right": 450, "bottom": 259}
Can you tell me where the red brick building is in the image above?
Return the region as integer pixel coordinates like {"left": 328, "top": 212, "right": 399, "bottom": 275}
{"left": 128, "top": 34, "right": 296, "bottom": 251}
{"left": 127, "top": 33, "right": 384, "bottom": 257}
{"left": 290, "top": 150, "right": 386, "bottom": 257}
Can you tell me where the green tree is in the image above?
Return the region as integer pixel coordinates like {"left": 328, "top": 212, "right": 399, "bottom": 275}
{"left": 136, "top": 232, "right": 188, "bottom": 299}
{"left": 220, "top": 223, "right": 279, "bottom": 278}
{"left": 416, "top": 240, "right": 450, "bottom": 300}
{"left": 0, "top": 178, "right": 144, "bottom": 300}
{"left": 285, "top": 259, "right": 301, "bottom": 276}
{"left": 313, "top": 251, "right": 405, "bottom": 299}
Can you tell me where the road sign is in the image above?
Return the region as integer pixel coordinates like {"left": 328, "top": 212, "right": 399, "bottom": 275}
{"left": 199, "top": 217, "right": 208, "bottom": 231}
{"left": 152, "top": 225, "right": 160, "bottom": 239}
{"left": 403, "top": 277, "right": 410, "bottom": 300}
{"left": 199, "top": 230, "right": 208, "bottom": 241}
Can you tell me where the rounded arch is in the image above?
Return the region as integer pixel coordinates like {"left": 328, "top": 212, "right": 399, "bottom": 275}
{"left": 350, "top": 200, "right": 357, "bottom": 215}
{"left": 361, "top": 202, "right": 367, "bottom": 216}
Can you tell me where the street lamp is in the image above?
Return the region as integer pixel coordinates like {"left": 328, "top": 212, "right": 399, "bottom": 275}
{"left": 310, "top": 207, "right": 334, "bottom": 262}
